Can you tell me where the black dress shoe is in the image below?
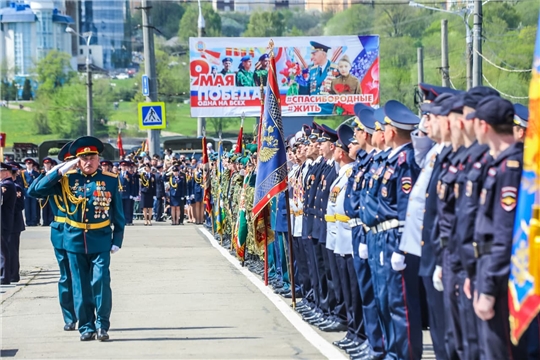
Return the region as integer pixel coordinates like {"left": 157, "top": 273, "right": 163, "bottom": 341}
{"left": 341, "top": 341, "right": 361, "bottom": 350}
{"left": 316, "top": 318, "right": 334, "bottom": 328}
{"left": 64, "top": 323, "right": 76, "bottom": 331}
{"left": 97, "top": 328, "right": 109, "bottom": 341}
{"left": 282, "top": 291, "right": 293, "bottom": 299}
{"left": 307, "top": 314, "right": 325, "bottom": 325}
{"left": 80, "top": 332, "right": 96, "bottom": 341}
{"left": 311, "top": 317, "right": 328, "bottom": 327}
{"left": 346, "top": 341, "right": 369, "bottom": 354}
{"left": 303, "top": 311, "right": 321, "bottom": 321}
{"left": 332, "top": 337, "right": 352, "bottom": 347}
{"left": 320, "top": 321, "right": 348, "bottom": 332}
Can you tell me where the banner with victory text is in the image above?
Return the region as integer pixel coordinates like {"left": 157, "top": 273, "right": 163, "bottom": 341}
{"left": 189, "top": 35, "right": 379, "bottom": 118}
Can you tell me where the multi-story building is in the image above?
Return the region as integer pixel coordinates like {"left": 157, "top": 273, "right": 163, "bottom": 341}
{"left": 305, "top": 0, "right": 356, "bottom": 12}
{"left": 212, "top": 0, "right": 303, "bottom": 12}
{"left": 0, "top": 1, "right": 73, "bottom": 77}
{"left": 77, "top": 0, "right": 131, "bottom": 70}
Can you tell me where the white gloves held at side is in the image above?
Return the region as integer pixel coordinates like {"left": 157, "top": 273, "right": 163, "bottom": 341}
{"left": 433, "top": 265, "right": 444, "bottom": 292}
{"left": 391, "top": 252, "right": 407, "bottom": 271}
{"left": 358, "top": 243, "right": 368, "bottom": 260}
{"left": 111, "top": 245, "right": 120, "bottom": 254}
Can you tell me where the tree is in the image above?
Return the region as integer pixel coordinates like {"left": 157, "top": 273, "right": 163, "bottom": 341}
{"left": 207, "top": 117, "right": 239, "bottom": 137}
{"left": 178, "top": 4, "right": 221, "bottom": 41}
{"left": 34, "top": 50, "right": 74, "bottom": 95}
{"left": 244, "top": 11, "right": 285, "bottom": 37}
{"left": 132, "top": 1, "right": 185, "bottom": 40}
{"left": 324, "top": 5, "right": 374, "bottom": 36}
{"left": 22, "top": 79, "right": 33, "bottom": 100}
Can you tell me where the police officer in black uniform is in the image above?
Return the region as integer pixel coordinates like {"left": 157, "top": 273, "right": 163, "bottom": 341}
{"left": 1, "top": 162, "right": 17, "bottom": 284}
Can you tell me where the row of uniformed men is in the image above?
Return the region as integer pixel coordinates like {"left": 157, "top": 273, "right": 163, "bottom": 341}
{"left": 211, "top": 84, "right": 535, "bottom": 360}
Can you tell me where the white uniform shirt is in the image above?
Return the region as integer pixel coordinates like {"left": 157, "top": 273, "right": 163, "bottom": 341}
{"left": 399, "top": 137, "right": 443, "bottom": 256}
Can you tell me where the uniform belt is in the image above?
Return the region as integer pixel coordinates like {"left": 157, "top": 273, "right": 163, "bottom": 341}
{"left": 293, "top": 210, "right": 304, "bottom": 216}
{"left": 348, "top": 218, "right": 363, "bottom": 227}
{"left": 53, "top": 216, "right": 66, "bottom": 223}
{"left": 65, "top": 218, "right": 110, "bottom": 230}
{"left": 334, "top": 214, "right": 350, "bottom": 223}
{"left": 473, "top": 241, "right": 492, "bottom": 258}
{"left": 324, "top": 214, "right": 336, "bottom": 223}
{"left": 371, "top": 219, "right": 400, "bottom": 234}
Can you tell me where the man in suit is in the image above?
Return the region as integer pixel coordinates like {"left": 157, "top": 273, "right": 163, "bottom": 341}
{"left": 153, "top": 165, "right": 165, "bottom": 222}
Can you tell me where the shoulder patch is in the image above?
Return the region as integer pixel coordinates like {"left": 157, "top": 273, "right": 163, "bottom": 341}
{"left": 506, "top": 160, "right": 520, "bottom": 169}
{"left": 501, "top": 186, "right": 517, "bottom": 212}
{"left": 401, "top": 177, "right": 412, "bottom": 194}
{"left": 449, "top": 165, "right": 458, "bottom": 174}
{"left": 102, "top": 171, "right": 118, "bottom": 178}
{"left": 398, "top": 151, "right": 407, "bottom": 166}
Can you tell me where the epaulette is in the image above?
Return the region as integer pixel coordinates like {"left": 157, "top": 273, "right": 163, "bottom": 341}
{"left": 65, "top": 170, "right": 77, "bottom": 175}
{"left": 398, "top": 151, "right": 407, "bottom": 166}
{"left": 102, "top": 171, "right": 118, "bottom": 178}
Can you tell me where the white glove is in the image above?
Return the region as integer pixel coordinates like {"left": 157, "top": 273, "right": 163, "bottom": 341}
{"left": 380, "top": 251, "right": 384, "bottom": 266}
{"left": 181, "top": 197, "right": 184, "bottom": 200}
{"left": 47, "top": 162, "right": 63, "bottom": 174}
{"left": 359, "top": 243, "right": 368, "bottom": 259}
{"left": 58, "top": 158, "right": 79, "bottom": 175}
{"left": 433, "top": 265, "right": 444, "bottom": 292}
{"left": 129, "top": 195, "right": 134, "bottom": 200}
{"left": 391, "top": 252, "right": 407, "bottom": 271}
{"left": 190, "top": 194, "right": 195, "bottom": 200}
{"left": 111, "top": 245, "right": 120, "bottom": 254}
{"left": 153, "top": 196, "right": 157, "bottom": 200}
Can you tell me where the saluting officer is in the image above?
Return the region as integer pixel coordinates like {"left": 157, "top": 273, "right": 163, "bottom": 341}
{"left": 32, "top": 136, "right": 125, "bottom": 342}
{"left": 27, "top": 142, "right": 77, "bottom": 331}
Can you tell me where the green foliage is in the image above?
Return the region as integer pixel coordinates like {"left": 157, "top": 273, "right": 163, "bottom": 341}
{"left": 325, "top": 5, "right": 374, "bottom": 36}
{"left": 1, "top": 81, "right": 16, "bottom": 101}
{"left": 244, "top": 11, "right": 286, "bottom": 37}
{"left": 484, "top": 2, "right": 521, "bottom": 30}
{"left": 48, "top": 147, "right": 60, "bottom": 156}
{"left": 22, "top": 79, "right": 33, "bottom": 100}
{"left": 34, "top": 50, "right": 73, "bottom": 95}
{"left": 178, "top": 4, "right": 221, "bottom": 41}
{"left": 283, "top": 10, "right": 327, "bottom": 36}
{"left": 207, "top": 117, "right": 240, "bottom": 137}
{"left": 221, "top": 16, "right": 245, "bottom": 37}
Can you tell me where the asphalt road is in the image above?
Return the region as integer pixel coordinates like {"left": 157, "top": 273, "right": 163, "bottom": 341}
{"left": 1, "top": 222, "right": 435, "bottom": 359}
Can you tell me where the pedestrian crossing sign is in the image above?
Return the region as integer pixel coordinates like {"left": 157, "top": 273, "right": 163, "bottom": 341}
{"left": 138, "top": 102, "right": 166, "bottom": 130}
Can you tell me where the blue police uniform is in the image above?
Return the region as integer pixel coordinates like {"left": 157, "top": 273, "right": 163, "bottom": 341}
{"left": 474, "top": 141, "right": 527, "bottom": 359}
{"left": 9, "top": 177, "right": 25, "bottom": 283}
{"left": 41, "top": 157, "right": 57, "bottom": 226}
{"left": 346, "top": 110, "right": 385, "bottom": 358}
{"left": 274, "top": 191, "right": 291, "bottom": 293}
{"left": 21, "top": 160, "right": 40, "bottom": 226}
{"left": 375, "top": 101, "right": 422, "bottom": 360}
{"left": 193, "top": 169, "right": 204, "bottom": 203}
{"left": 169, "top": 169, "right": 187, "bottom": 224}
{"left": 467, "top": 97, "right": 528, "bottom": 359}
{"left": 1, "top": 168, "right": 17, "bottom": 284}
{"left": 32, "top": 137, "right": 125, "bottom": 341}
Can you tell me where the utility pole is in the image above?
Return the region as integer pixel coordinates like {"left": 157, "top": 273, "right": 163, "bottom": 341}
{"left": 86, "top": 50, "right": 93, "bottom": 136}
{"left": 196, "top": 0, "right": 206, "bottom": 138}
{"left": 465, "top": 11, "right": 473, "bottom": 89}
{"left": 441, "top": 19, "right": 450, "bottom": 87}
{"left": 141, "top": 0, "right": 160, "bottom": 157}
{"left": 473, "top": 0, "right": 482, "bottom": 86}
{"left": 417, "top": 47, "right": 424, "bottom": 116}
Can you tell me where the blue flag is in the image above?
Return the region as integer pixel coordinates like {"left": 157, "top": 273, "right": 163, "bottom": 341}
{"left": 253, "top": 45, "right": 288, "bottom": 217}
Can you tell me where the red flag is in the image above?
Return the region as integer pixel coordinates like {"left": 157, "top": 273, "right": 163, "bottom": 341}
{"left": 117, "top": 131, "right": 125, "bottom": 158}
{"left": 235, "top": 118, "right": 244, "bottom": 153}
{"left": 202, "top": 136, "right": 212, "bottom": 215}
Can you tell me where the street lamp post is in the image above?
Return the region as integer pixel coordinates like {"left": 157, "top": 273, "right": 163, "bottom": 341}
{"left": 409, "top": 1, "right": 473, "bottom": 90}
{"left": 66, "top": 26, "right": 94, "bottom": 136}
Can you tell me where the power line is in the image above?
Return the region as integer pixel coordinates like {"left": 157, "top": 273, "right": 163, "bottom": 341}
{"left": 473, "top": 48, "right": 532, "bottom": 73}
{"left": 482, "top": 74, "right": 528, "bottom": 100}
{"left": 134, "top": 0, "right": 538, "bottom": 4}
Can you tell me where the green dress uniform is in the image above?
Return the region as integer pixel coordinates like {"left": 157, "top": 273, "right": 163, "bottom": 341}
{"left": 33, "top": 137, "right": 125, "bottom": 340}
{"left": 253, "top": 69, "right": 268, "bottom": 87}
{"left": 236, "top": 68, "right": 255, "bottom": 87}
{"left": 28, "top": 172, "right": 78, "bottom": 328}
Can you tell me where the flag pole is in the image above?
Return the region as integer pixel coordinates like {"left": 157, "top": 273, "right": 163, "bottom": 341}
{"left": 264, "top": 205, "right": 269, "bottom": 286}
{"left": 284, "top": 189, "right": 296, "bottom": 308}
